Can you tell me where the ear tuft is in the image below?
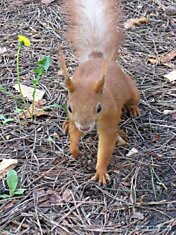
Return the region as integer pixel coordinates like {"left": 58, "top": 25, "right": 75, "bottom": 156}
{"left": 66, "top": 77, "right": 75, "bottom": 92}
{"left": 94, "top": 75, "right": 105, "bottom": 94}
{"left": 58, "top": 45, "right": 75, "bottom": 92}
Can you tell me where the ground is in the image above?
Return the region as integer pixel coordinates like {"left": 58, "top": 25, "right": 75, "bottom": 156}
{"left": 0, "top": 0, "right": 176, "bottom": 234}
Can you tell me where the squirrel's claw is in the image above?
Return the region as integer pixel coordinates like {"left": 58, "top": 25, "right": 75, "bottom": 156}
{"left": 91, "top": 171, "right": 110, "bottom": 185}
{"left": 127, "top": 105, "right": 140, "bottom": 117}
{"left": 70, "top": 146, "right": 79, "bottom": 160}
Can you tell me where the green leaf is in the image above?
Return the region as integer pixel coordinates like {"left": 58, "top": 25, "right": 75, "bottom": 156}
{"left": 37, "top": 56, "right": 51, "bottom": 72}
{"left": 14, "top": 188, "right": 25, "bottom": 195}
{"left": 44, "top": 104, "right": 63, "bottom": 109}
{"left": 43, "top": 104, "right": 67, "bottom": 112}
{"left": 0, "top": 114, "right": 5, "bottom": 120}
{"left": 0, "top": 85, "right": 5, "bottom": 92}
{"left": 14, "top": 108, "right": 23, "bottom": 114}
{"left": 62, "top": 104, "right": 67, "bottom": 112}
{"left": 47, "top": 136, "right": 53, "bottom": 142}
{"left": 6, "top": 170, "right": 18, "bottom": 196}
{"left": 33, "top": 67, "right": 44, "bottom": 76}
{"left": 0, "top": 115, "right": 14, "bottom": 125}
{"left": 3, "top": 118, "right": 15, "bottom": 125}
{"left": 0, "top": 194, "right": 9, "bottom": 199}
{"left": 32, "top": 79, "right": 39, "bottom": 86}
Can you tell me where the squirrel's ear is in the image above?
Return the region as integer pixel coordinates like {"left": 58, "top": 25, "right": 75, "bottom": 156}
{"left": 58, "top": 46, "right": 75, "bottom": 92}
{"left": 94, "top": 75, "right": 105, "bottom": 94}
{"left": 94, "top": 49, "right": 115, "bottom": 93}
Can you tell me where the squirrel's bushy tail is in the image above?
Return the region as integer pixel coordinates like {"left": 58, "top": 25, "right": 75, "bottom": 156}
{"left": 64, "top": 0, "right": 123, "bottom": 63}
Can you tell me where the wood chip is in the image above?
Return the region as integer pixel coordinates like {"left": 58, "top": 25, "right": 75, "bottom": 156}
{"left": 163, "top": 110, "right": 176, "bottom": 115}
{"left": 126, "top": 148, "right": 138, "bottom": 157}
{"left": 163, "top": 70, "right": 176, "bottom": 82}
{"left": 41, "top": 0, "right": 55, "bottom": 5}
{"left": 116, "top": 135, "right": 127, "bottom": 146}
{"left": 0, "top": 47, "right": 7, "bottom": 54}
{"left": 131, "top": 212, "right": 144, "bottom": 220}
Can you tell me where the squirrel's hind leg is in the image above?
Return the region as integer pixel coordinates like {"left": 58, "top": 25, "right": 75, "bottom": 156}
{"left": 124, "top": 80, "right": 140, "bottom": 117}
{"left": 126, "top": 103, "right": 140, "bottom": 117}
{"left": 125, "top": 94, "right": 140, "bottom": 117}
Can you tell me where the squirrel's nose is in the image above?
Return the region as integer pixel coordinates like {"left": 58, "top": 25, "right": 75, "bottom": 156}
{"left": 79, "top": 126, "right": 90, "bottom": 132}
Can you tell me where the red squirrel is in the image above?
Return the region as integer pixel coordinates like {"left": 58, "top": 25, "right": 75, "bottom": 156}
{"left": 59, "top": 0, "right": 140, "bottom": 184}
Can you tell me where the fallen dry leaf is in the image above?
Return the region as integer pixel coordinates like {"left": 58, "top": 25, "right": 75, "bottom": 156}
{"left": 147, "top": 150, "right": 162, "bottom": 159}
{"left": 0, "top": 47, "right": 7, "bottom": 54}
{"left": 126, "top": 147, "right": 138, "bottom": 157}
{"left": 13, "top": 84, "right": 45, "bottom": 102}
{"left": 151, "top": 134, "right": 161, "bottom": 142}
{"left": 62, "top": 189, "right": 72, "bottom": 202}
{"left": 148, "top": 56, "right": 159, "bottom": 64}
{"left": 160, "top": 51, "right": 176, "bottom": 63}
{"left": 34, "top": 189, "right": 63, "bottom": 207}
{"left": 163, "top": 63, "right": 175, "bottom": 69}
{"left": 18, "top": 106, "right": 48, "bottom": 119}
{"left": 0, "top": 201, "right": 15, "bottom": 213}
{"left": 148, "top": 51, "right": 176, "bottom": 64}
{"left": 9, "top": 0, "right": 31, "bottom": 7}
{"left": 0, "top": 159, "right": 18, "bottom": 179}
{"left": 47, "top": 189, "right": 63, "bottom": 205}
{"left": 124, "top": 17, "right": 148, "bottom": 29}
{"left": 172, "top": 112, "right": 176, "bottom": 120}
{"left": 121, "top": 181, "right": 130, "bottom": 187}
{"left": 163, "top": 70, "right": 176, "bottom": 82}
{"left": 34, "top": 99, "right": 46, "bottom": 108}
{"left": 41, "top": 0, "right": 55, "bottom": 5}
{"left": 113, "top": 169, "right": 120, "bottom": 175}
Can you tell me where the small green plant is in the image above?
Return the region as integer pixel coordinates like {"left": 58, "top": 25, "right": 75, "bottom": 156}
{"left": 43, "top": 103, "right": 67, "bottom": 112}
{"left": 0, "top": 85, "right": 19, "bottom": 105}
{"left": 0, "top": 35, "right": 51, "bottom": 122}
{"left": 32, "top": 56, "right": 51, "bottom": 116}
{"left": 0, "top": 170, "right": 25, "bottom": 199}
{"left": 17, "top": 36, "right": 51, "bottom": 120}
{"left": 14, "top": 108, "right": 23, "bottom": 114}
{"left": 0, "top": 114, "right": 15, "bottom": 125}
{"left": 16, "top": 36, "right": 32, "bottom": 117}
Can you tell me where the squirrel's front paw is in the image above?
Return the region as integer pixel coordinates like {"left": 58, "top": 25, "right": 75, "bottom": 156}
{"left": 91, "top": 169, "right": 110, "bottom": 185}
{"left": 70, "top": 145, "right": 80, "bottom": 160}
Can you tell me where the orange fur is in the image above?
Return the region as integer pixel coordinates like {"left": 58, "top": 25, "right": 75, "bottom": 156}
{"left": 60, "top": 0, "right": 140, "bottom": 184}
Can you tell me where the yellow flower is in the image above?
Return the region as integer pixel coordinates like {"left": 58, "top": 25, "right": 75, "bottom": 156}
{"left": 18, "top": 35, "right": 31, "bottom": 46}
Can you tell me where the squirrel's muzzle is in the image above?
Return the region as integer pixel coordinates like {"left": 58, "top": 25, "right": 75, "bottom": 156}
{"left": 75, "top": 121, "right": 95, "bottom": 133}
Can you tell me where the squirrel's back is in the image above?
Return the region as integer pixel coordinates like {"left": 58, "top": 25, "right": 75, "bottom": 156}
{"left": 64, "top": 0, "right": 123, "bottom": 62}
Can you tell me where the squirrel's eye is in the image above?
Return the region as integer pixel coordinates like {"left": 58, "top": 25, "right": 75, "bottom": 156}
{"left": 67, "top": 105, "right": 72, "bottom": 113}
{"left": 96, "top": 104, "right": 102, "bottom": 113}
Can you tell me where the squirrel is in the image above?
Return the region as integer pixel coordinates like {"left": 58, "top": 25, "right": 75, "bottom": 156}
{"left": 59, "top": 0, "right": 140, "bottom": 184}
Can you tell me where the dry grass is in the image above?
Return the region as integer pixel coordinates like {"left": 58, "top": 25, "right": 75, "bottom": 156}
{"left": 0, "top": 0, "right": 176, "bottom": 234}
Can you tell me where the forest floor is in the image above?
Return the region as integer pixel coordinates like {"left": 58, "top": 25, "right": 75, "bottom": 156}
{"left": 0, "top": 0, "right": 176, "bottom": 234}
